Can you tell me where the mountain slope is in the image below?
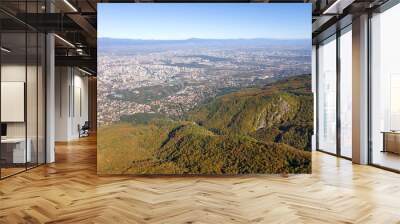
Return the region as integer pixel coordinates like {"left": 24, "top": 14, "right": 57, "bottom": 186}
{"left": 156, "top": 124, "right": 311, "bottom": 174}
{"left": 188, "top": 74, "right": 313, "bottom": 150}
{"left": 98, "top": 75, "right": 313, "bottom": 174}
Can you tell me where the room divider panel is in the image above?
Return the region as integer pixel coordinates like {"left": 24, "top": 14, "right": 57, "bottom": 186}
{"left": 0, "top": 0, "right": 46, "bottom": 179}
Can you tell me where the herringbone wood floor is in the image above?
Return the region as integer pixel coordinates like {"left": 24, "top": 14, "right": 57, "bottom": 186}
{"left": 1, "top": 135, "right": 400, "bottom": 224}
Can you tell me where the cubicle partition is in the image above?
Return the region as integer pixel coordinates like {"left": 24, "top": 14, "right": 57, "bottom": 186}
{"left": 0, "top": 1, "right": 46, "bottom": 179}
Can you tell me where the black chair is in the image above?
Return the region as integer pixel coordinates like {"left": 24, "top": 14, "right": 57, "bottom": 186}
{"left": 79, "top": 121, "right": 90, "bottom": 138}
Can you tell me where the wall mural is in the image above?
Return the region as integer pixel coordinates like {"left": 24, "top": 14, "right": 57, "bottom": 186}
{"left": 97, "top": 3, "right": 313, "bottom": 174}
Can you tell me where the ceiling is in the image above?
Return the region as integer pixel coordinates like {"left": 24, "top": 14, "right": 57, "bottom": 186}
{"left": 0, "top": 0, "right": 392, "bottom": 74}
{"left": 0, "top": 0, "right": 98, "bottom": 74}
{"left": 311, "top": 0, "right": 391, "bottom": 44}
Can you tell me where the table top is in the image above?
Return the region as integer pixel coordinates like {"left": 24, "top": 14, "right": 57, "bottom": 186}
{"left": 381, "top": 131, "right": 400, "bottom": 134}
{"left": 1, "top": 138, "right": 30, "bottom": 143}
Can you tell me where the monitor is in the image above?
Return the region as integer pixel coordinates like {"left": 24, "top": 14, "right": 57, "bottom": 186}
{"left": 1, "top": 123, "right": 7, "bottom": 137}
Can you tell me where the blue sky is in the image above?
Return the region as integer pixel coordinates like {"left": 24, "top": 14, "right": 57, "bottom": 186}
{"left": 98, "top": 4, "right": 311, "bottom": 40}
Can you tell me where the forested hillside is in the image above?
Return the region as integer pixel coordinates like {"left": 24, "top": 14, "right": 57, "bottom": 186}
{"left": 188, "top": 74, "right": 313, "bottom": 150}
{"left": 98, "top": 75, "right": 313, "bottom": 174}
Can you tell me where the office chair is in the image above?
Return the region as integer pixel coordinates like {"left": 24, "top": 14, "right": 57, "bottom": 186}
{"left": 79, "top": 121, "right": 90, "bottom": 138}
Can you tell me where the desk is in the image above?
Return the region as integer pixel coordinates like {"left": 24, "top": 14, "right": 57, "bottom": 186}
{"left": 382, "top": 131, "right": 400, "bottom": 154}
{"left": 1, "top": 138, "right": 31, "bottom": 163}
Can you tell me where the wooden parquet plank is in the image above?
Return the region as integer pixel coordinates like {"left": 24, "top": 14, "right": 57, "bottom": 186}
{"left": 0, "top": 135, "right": 399, "bottom": 223}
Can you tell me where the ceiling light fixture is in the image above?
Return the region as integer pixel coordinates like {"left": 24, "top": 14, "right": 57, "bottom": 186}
{"left": 78, "top": 67, "right": 93, "bottom": 76}
{"left": 63, "top": 0, "right": 78, "bottom": 12}
{"left": 76, "top": 48, "right": 85, "bottom": 55}
{"left": 54, "top": 34, "right": 75, "bottom": 48}
{"left": 1, "top": 47, "right": 11, "bottom": 53}
{"left": 322, "top": 0, "right": 355, "bottom": 15}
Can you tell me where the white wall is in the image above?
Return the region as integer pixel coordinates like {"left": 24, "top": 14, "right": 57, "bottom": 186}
{"left": 72, "top": 73, "right": 89, "bottom": 138}
{"left": 55, "top": 66, "right": 70, "bottom": 141}
{"left": 55, "top": 67, "right": 89, "bottom": 141}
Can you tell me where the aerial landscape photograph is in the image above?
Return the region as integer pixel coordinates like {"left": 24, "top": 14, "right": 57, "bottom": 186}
{"left": 97, "top": 3, "right": 313, "bottom": 174}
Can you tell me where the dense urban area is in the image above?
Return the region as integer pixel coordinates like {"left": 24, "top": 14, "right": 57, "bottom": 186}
{"left": 97, "top": 39, "right": 311, "bottom": 125}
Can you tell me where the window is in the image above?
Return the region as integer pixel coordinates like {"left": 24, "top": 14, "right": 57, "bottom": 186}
{"left": 317, "top": 35, "right": 337, "bottom": 154}
{"left": 339, "top": 27, "right": 352, "bottom": 158}
{"left": 370, "top": 3, "right": 400, "bottom": 171}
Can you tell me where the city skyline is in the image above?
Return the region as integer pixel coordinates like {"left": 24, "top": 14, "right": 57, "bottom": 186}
{"left": 98, "top": 4, "right": 311, "bottom": 40}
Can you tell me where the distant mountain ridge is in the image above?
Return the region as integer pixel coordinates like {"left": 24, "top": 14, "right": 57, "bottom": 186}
{"left": 98, "top": 37, "right": 311, "bottom": 51}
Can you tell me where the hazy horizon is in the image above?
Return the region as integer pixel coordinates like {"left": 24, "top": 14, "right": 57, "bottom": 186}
{"left": 99, "top": 37, "right": 311, "bottom": 41}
